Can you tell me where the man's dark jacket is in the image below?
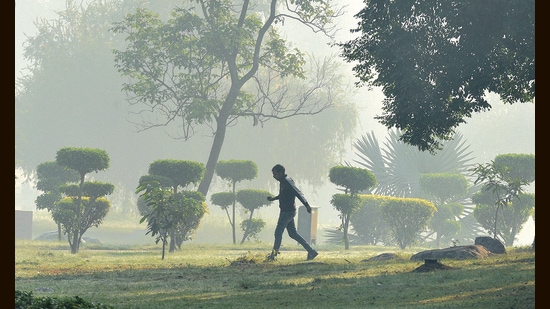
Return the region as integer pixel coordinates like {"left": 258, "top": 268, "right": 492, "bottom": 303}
{"left": 273, "top": 174, "right": 309, "bottom": 212}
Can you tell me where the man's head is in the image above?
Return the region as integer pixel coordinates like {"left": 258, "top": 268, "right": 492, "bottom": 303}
{"left": 271, "top": 164, "right": 285, "bottom": 180}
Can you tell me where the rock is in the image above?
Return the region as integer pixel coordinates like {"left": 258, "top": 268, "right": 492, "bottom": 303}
{"left": 362, "top": 253, "right": 398, "bottom": 262}
{"left": 475, "top": 236, "right": 506, "bottom": 254}
{"left": 410, "top": 245, "right": 491, "bottom": 261}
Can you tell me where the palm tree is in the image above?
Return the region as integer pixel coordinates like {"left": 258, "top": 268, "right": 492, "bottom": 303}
{"left": 351, "top": 129, "right": 485, "bottom": 245}
{"left": 353, "top": 129, "right": 475, "bottom": 197}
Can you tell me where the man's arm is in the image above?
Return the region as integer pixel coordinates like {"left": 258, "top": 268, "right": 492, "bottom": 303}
{"left": 285, "top": 176, "right": 312, "bottom": 213}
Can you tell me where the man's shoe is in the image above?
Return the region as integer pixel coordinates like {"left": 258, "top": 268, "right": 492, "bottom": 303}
{"left": 266, "top": 249, "right": 278, "bottom": 262}
{"left": 307, "top": 250, "right": 318, "bottom": 261}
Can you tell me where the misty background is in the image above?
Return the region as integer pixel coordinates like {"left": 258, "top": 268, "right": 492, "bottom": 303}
{"left": 15, "top": 0, "right": 535, "bottom": 246}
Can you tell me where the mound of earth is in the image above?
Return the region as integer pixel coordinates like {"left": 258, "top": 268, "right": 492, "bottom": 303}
{"left": 362, "top": 253, "right": 398, "bottom": 262}
{"left": 410, "top": 245, "right": 491, "bottom": 261}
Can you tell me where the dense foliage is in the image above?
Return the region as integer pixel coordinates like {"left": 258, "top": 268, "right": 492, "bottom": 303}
{"left": 52, "top": 147, "right": 113, "bottom": 254}
{"left": 328, "top": 165, "right": 377, "bottom": 196}
{"left": 494, "top": 153, "right": 535, "bottom": 182}
{"left": 381, "top": 197, "right": 436, "bottom": 249}
{"left": 34, "top": 161, "right": 80, "bottom": 240}
{"left": 15, "top": 290, "right": 113, "bottom": 309}
{"left": 339, "top": 0, "right": 535, "bottom": 152}
{"left": 349, "top": 194, "right": 392, "bottom": 245}
{"left": 136, "top": 159, "right": 207, "bottom": 258}
{"left": 419, "top": 173, "right": 468, "bottom": 247}
{"left": 471, "top": 154, "right": 535, "bottom": 242}
{"left": 472, "top": 191, "right": 535, "bottom": 246}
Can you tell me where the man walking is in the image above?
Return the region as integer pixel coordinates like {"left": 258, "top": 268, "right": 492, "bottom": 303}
{"left": 267, "top": 164, "right": 318, "bottom": 261}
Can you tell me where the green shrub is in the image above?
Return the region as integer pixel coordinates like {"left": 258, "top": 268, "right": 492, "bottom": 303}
{"left": 15, "top": 290, "right": 113, "bottom": 309}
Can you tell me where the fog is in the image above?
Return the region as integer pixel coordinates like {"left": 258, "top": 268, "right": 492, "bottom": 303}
{"left": 15, "top": 0, "right": 534, "bottom": 246}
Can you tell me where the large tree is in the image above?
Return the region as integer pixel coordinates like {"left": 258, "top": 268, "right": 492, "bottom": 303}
{"left": 338, "top": 0, "right": 535, "bottom": 153}
{"left": 16, "top": 0, "right": 357, "bottom": 195}
{"left": 110, "top": 0, "right": 346, "bottom": 197}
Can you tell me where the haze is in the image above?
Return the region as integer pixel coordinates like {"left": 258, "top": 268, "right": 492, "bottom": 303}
{"left": 15, "top": 0, "right": 535, "bottom": 246}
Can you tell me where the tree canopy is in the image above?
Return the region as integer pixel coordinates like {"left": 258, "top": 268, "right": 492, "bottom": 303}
{"left": 329, "top": 165, "right": 377, "bottom": 196}
{"left": 338, "top": 0, "right": 535, "bottom": 153}
{"left": 216, "top": 160, "right": 258, "bottom": 185}
{"left": 56, "top": 147, "right": 110, "bottom": 181}
{"left": 110, "top": 0, "right": 346, "bottom": 196}
{"left": 148, "top": 159, "right": 205, "bottom": 192}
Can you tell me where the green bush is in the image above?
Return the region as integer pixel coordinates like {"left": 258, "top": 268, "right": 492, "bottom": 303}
{"left": 381, "top": 197, "right": 436, "bottom": 249}
{"left": 15, "top": 290, "right": 113, "bottom": 309}
{"left": 350, "top": 194, "right": 392, "bottom": 245}
{"left": 494, "top": 153, "right": 535, "bottom": 182}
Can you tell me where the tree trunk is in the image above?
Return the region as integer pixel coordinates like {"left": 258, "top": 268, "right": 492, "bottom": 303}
{"left": 493, "top": 203, "right": 500, "bottom": 238}
{"left": 344, "top": 215, "right": 350, "bottom": 250}
{"left": 232, "top": 182, "right": 236, "bottom": 245}
{"left": 198, "top": 114, "right": 228, "bottom": 197}
{"left": 71, "top": 173, "right": 86, "bottom": 254}
{"left": 57, "top": 223, "right": 62, "bottom": 241}
{"left": 197, "top": 69, "right": 248, "bottom": 197}
{"left": 240, "top": 210, "right": 255, "bottom": 244}
{"left": 71, "top": 233, "right": 79, "bottom": 254}
{"left": 169, "top": 230, "right": 176, "bottom": 252}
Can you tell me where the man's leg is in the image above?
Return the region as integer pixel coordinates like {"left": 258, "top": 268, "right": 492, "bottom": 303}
{"left": 285, "top": 214, "right": 318, "bottom": 260}
{"left": 269, "top": 211, "right": 295, "bottom": 260}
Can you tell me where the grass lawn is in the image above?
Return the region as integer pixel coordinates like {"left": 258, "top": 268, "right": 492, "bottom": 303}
{"left": 15, "top": 239, "right": 535, "bottom": 309}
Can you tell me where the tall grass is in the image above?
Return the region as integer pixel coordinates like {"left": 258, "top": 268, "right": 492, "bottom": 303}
{"left": 15, "top": 240, "right": 535, "bottom": 309}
